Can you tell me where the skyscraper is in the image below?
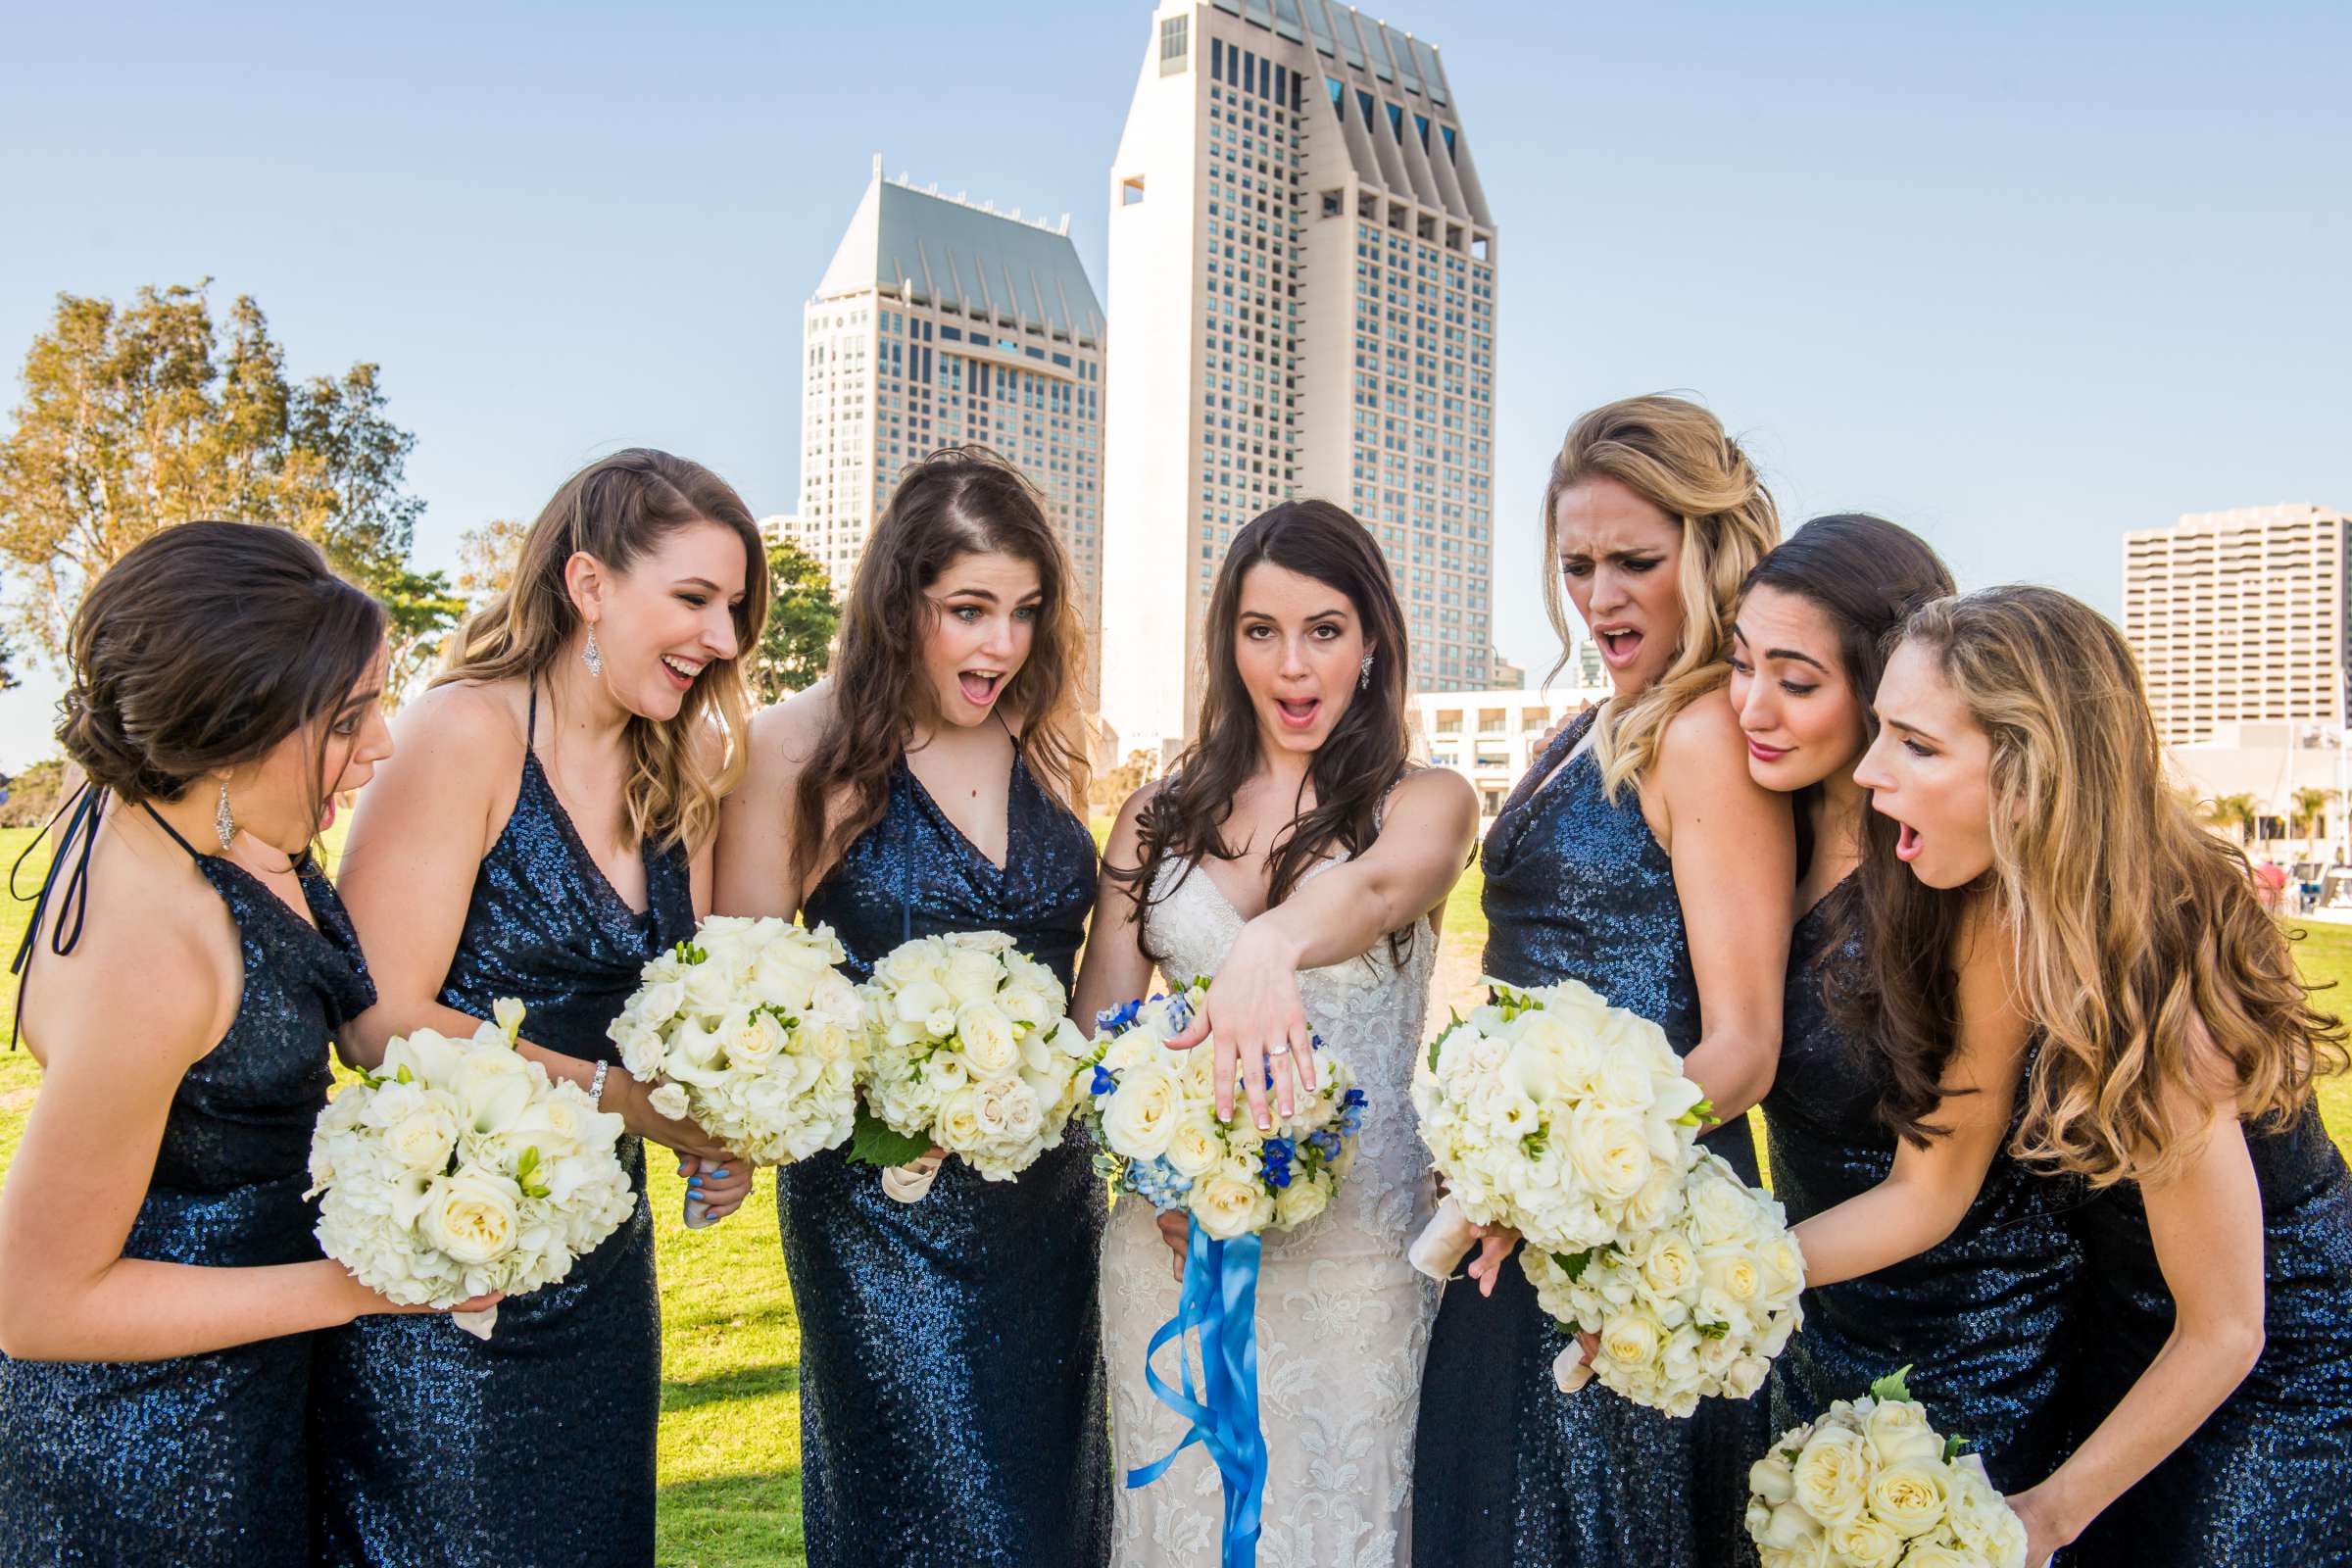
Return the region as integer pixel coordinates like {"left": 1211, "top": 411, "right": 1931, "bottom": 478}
{"left": 800, "top": 160, "right": 1107, "bottom": 692}
{"left": 2122, "top": 503, "right": 2351, "bottom": 748}
{"left": 1102, "top": 0, "right": 1498, "bottom": 756}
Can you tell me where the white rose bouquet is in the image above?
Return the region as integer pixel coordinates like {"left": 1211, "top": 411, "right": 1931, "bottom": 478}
{"left": 1408, "top": 976, "right": 1711, "bottom": 1276}
{"left": 852, "top": 930, "right": 1097, "bottom": 1198}
{"left": 607, "top": 916, "right": 866, "bottom": 1221}
{"left": 1746, "top": 1367, "right": 2030, "bottom": 1568}
{"left": 1520, "top": 1146, "right": 1806, "bottom": 1417}
{"left": 1085, "top": 981, "right": 1368, "bottom": 1563}
{"left": 309, "top": 999, "right": 637, "bottom": 1339}
{"left": 1083, "top": 982, "right": 1364, "bottom": 1240}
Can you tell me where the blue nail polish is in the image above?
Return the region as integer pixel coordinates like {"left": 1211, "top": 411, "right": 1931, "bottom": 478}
{"left": 710, "top": 1168, "right": 729, "bottom": 1180}
{"left": 688, "top": 1177, "right": 704, "bottom": 1190}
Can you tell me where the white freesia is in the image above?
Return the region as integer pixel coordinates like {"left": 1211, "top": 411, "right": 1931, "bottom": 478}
{"left": 310, "top": 1002, "right": 636, "bottom": 1337}
{"left": 854, "top": 931, "right": 1096, "bottom": 1187}
{"left": 1410, "top": 977, "right": 1710, "bottom": 1265}
{"left": 609, "top": 916, "right": 867, "bottom": 1170}
{"left": 1745, "top": 1373, "right": 2030, "bottom": 1568}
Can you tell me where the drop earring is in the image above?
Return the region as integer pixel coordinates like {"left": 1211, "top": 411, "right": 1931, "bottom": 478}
{"left": 582, "top": 625, "right": 604, "bottom": 678}
{"left": 1358, "top": 653, "right": 1374, "bottom": 691}
{"left": 214, "top": 781, "right": 236, "bottom": 852}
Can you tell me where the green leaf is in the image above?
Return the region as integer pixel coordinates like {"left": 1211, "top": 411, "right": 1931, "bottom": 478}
{"left": 1551, "top": 1246, "right": 1600, "bottom": 1283}
{"left": 1942, "top": 1433, "right": 1972, "bottom": 1462}
{"left": 519, "top": 1181, "right": 550, "bottom": 1200}
{"left": 1695, "top": 1319, "right": 1729, "bottom": 1340}
{"left": 1427, "top": 1010, "right": 1463, "bottom": 1072}
{"left": 846, "top": 1103, "right": 933, "bottom": 1169}
{"left": 1678, "top": 1097, "right": 1714, "bottom": 1127}
{"left": 1868, "top": 1364, "right": 1916, "bottom": 1404}
{"left": 515, "top": 1146, "right": 540, "bottom": 1181}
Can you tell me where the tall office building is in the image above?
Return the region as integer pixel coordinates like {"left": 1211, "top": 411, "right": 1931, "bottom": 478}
{"left": 2122, "top": 503, "right": 2351, "bottom": 748}
{"left": 1102, "top": 0, "right": 1498, "bottom": 755}
{"left": 800, "top": 160, "right": 1107, "bottom": 693}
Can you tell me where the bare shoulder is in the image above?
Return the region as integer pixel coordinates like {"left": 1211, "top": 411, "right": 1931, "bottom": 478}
{"left": 1388, "top": 762, "right": 1478, "bottom": 823}
{"left": 747, "top": 679, "right": 838, "bottom": 771}
{"left": 1104, "top": 778, "right": 1162, "bottom": 865}
{"left": 397, "top": 679, "right": 528, "bottom": 760}
{"left": 1657, "top": 684, "right": 1749, "bottom": 779}
{"left": 27, "top": 874, "right": 224, "bottom": 1074}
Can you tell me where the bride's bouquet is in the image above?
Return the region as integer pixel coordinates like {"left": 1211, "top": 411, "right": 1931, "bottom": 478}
{"left": 607, "top": 916, "right": 867, "bottom": 1223}
{"left": 1084, "top": 980, "right": 1365, "bottom": 1568}
{"left": 1746, "top": 1368, "right": 2029, "bottom": 1568}
{"left": 309, "top": 1000, "right": 637, "bottom": 1338}
{"left": 1408, "top": 976, "right": 1711, "bottom": 1276}
{"left": 1521, "top": 1146, "right": 1805, "bottom": 1416}
{"left": 852, "top": 930, "right": 1098, "bottom": 1199}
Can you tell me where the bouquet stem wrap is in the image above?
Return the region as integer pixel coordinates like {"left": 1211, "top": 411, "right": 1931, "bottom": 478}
{"left": 1128, "top": 1215, "right": 1267, "bottom": 1568}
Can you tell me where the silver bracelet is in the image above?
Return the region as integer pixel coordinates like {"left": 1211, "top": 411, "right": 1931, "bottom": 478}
{"left": 588, "top": 1061, "right": 611, "bottom": 1105}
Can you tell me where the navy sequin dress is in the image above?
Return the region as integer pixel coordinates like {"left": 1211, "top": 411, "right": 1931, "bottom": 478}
{"left": 1412, "top": 710, "right": 1769, "bottom": 1567}
{"left": 312, "top": 690, "right": 694, "bottom": 1568}
{"left": 1760, "top": 881, "right": 2082, "bottom": 1490}
{"left": 0, "top": 796, "right": 372, "bottom": 1567}
{"left": 779, "top": 745, "right": 1109, "bottom": 1568}
{"left": 2067, "top": 1103, "right": 2352, "bottom": 1565}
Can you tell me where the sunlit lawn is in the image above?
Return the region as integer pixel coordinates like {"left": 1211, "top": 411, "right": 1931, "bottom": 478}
{"left": 0, "top": 826, "right": 2347, "bottom": 1567}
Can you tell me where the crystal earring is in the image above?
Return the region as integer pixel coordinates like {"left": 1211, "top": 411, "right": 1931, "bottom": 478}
{"left": 582, "top": 625, "right": 604, "bottom": 678}
{"left": 214, "top": 781, "right": 236, "bottom": 852}
{"left": 1358, "top": 652, "right": 1374, "bottom": 691}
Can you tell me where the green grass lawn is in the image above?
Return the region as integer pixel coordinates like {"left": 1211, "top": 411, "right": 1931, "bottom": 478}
{"left": 0, "top": 827, "right": 2347, "bottom": 1568}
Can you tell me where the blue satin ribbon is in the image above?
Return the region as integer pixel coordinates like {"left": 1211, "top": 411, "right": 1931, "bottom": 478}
{"left": 1127, "top": 1213, "right": 1267, "bottom": 1567}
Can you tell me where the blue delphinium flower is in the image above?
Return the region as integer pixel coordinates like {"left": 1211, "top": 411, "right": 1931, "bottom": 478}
{"left": 1090, "top": 1065, "right": 1117, "bottom": 1098}
{"left": 1096, "top": 998, "right": 1145, "bottom": 1034}
{"left": 1259, "top": 1137, "right": 1296, "bottom": 1190}
{"left": 1306, "top": 1129, "right": 1343, "bottom": 1160}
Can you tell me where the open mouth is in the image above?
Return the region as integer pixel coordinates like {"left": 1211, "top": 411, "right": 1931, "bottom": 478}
{"left": 1596, "top": 626, "right": 1643, "bottom": 669}
{"left": 1894, "top": 820, "right": 1924, "bottom": 862}
{"left": 1273, "top": 696, "right": 1322, "bottom": 731}
{"left": 319, "top": 796, "right": 340, "bottom": 834}
{"left": 958, "top": 670, "right": 1004, "bottom": 708}
{"left": 660, "top": 654, "right": 703, "bottom": 691}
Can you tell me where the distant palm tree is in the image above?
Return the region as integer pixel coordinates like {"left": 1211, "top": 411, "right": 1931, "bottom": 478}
{"left": 2203, "top": 793, "right": 2260, "bottom": 844}
{"left": 2292, "top": 786, "right": 2338, "bottom": 847}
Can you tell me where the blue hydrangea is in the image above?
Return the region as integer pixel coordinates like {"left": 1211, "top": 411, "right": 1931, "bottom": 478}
{"left": 1125, "top": 1155, "right": 1194, "bottom": 1212}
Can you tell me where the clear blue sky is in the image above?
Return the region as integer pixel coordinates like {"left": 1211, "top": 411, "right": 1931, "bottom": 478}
{"left": 0, "top": 0, "right": 2344, "bottom": 765}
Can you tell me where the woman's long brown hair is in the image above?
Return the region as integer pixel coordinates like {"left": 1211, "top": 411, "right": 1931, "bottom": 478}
{"left": 788, "top": 448, "right": 1087, "bottom": 900}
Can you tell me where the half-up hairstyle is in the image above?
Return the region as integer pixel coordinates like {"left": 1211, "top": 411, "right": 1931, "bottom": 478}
{"left": 436, "top": 449, "right": 765, "bottom": 857}
{"left": 1863, "top": 586, "right": 2345, "bottom": 1186}
{"left": 1115, "top": 500, "right": 1413, "bottom": 962}
{"left": 1541, "top": 395, "right": 1780, "bottom": 802}
{"left": 62, "top": 521, "right": 386, "bottom": 818}
{"left": 789, "top": 447, "right": 1088, "bottom": 900}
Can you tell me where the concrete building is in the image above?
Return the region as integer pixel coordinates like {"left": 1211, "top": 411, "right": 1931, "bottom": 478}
{"left": 1412, "top": 682, "right": 1611, "bottom": 823}
{"left": 801, "top": 160, "right": 1106, "bottom": 693}
{"left": 2123, "top": 504, "right": 2350, "bottom": 749}
{"left": 1103, "top": 0, "right": 1499, "bottom": 758}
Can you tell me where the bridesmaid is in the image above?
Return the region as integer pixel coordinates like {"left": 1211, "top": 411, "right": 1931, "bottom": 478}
{"left": 715, "top": 446, "right": 1108, "bottom": 1566}
{"left": 1412, "top": 395, "right": 1793, "bottom": 1566}
{"left": 1795, "top": 585, "right": 2352, "bottom": 1566}
{"left": 316, "top": 450, "right": 768, "bottom": 1566}
{"left": 0, "top": 525, "right": 484, "bottom": 1565}
{"left": 1728, "top": 515, "right": 2082, "bottom": 1489}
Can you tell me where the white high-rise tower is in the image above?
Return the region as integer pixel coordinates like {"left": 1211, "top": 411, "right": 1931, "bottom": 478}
{"left": 1102, "top": 0, "right": 1498, "bottom": 758}
{"left": 800, "top": 160, "right": 1107, "bottom": 695}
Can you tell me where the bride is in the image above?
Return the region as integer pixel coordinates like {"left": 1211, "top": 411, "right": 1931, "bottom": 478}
{"left": 1074, "top": 499, "right": 1477, "bottom": 1566}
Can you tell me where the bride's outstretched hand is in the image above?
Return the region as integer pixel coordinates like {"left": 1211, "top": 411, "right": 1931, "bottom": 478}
{"left": 1166, "top": 919, "right": 1317, "bottom": 1130}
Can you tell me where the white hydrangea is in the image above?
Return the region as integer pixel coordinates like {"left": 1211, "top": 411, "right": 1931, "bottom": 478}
{"left": 856, "top": 931, "right": 1095, "bottom": 1181}
{"left": 1522, "top": 1147, "right": 1806, "bottom": 1417}
{"left": 1412, "top": 977, "right": 1711, "bottom": 1254}
{"left": 309, "top": 1002, "right": 637, "bottom": 1333}
{"left": 606, "top": 916, "right": 866, "bottom": 1167}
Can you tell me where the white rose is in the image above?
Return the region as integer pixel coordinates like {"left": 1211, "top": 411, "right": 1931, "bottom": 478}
{"left": 1564, "top": 1103, "right": 1652, "bottom": 1202}
{"left": 1102, "top": 1066, "right": 1183, "bottom": 1160}
{"left": 1164, "top": 1119, "right": 1223, "bottom": 1179}
{"left": 1866, "top": 1459, "right": 1951, "bottom": 1540}
{"left": 647, "top": 1082, "right": 692, "bottom": 1121}
{"left": 1861, "top": 1396, "right": 1946, "bottom": 1469}
{"left": 724, "top": 1009, "right": 788, "bottom": 1071}
{"left": 421, "top": 1169, "right": 522, "bottom": 1267}
{"left": 1895, "top": 1544, "right": 1971, "bottom": 1568}
{"left": 1754, "top": 1498, "right": 1826, "bottom": 1555}
{"left": 1748, "top": 1450, "right": 1796, "bottom": 1506}
{"left": 956, "top": 1003, "right": 1021, "bottom": 1077}
{"left": 631, "top": 979, "right": 687, "bottom": 1030}
{"left": 1272, "top": 1176, "right": 1331, "bottom": 1229}
{"left": 1824, "top": 1516, "right": 1904, "bottom": 1568}
{"left": 1721, "top": 1355, "right": 1771, "bottom": 1399}
{"left": 1790, "top": 1426, "right": 1871, "bottom": 1526}
{"left": 682, "top": 958, "right": 736, "bottom": 1015}
{"left": 1595, "top": 1310, "right": 1661, "bottom": 1372}
{"left": 1639, "top": 1233, "right": 1700, "bottom": 1298}
{"left": 944, "top": 949, "right": 1004, "bottom": 1005}
{"left": 1686, "top": 1158, "right": 1763, "bottom": 1246}
{"left": 1192, "top": 1169, "right": 1275, "bottom": 1240}
{"left": 937, "top": 1087, "right": 986, "bottom": 1151}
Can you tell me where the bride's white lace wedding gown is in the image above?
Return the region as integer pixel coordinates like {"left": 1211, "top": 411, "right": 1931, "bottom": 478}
{"left": 1101, "top": 855, "right": 1441, "bottom": 1568}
